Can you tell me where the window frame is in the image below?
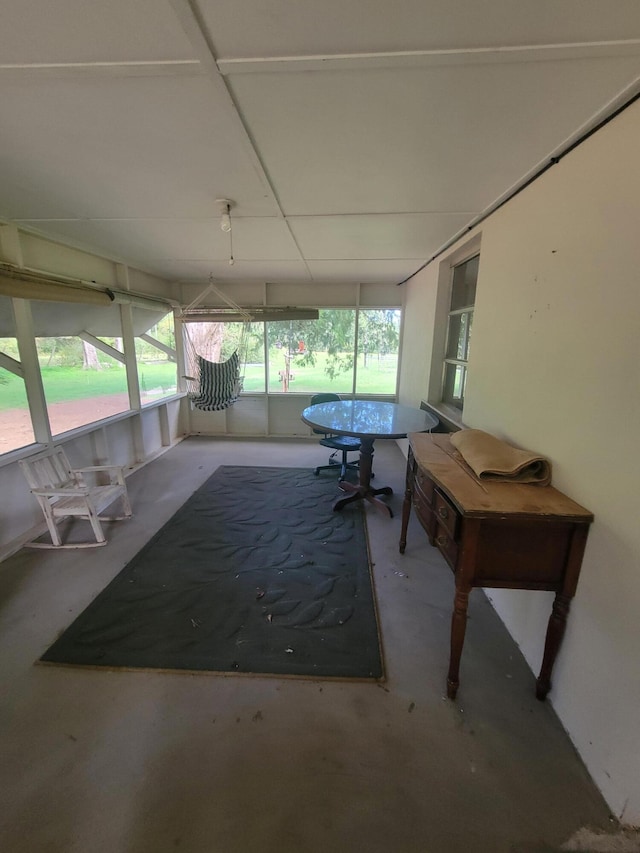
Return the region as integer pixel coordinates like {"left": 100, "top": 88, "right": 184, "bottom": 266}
{"left": 441, "top": 250, "right": 480, "bottom": 412}
{"left": 264, "top": 307, "right": 401, "bottom": 397}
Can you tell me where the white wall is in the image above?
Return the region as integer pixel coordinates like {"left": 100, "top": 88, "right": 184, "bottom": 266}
{"left": 399, "top": 100, "right": 640, "bottom": 824}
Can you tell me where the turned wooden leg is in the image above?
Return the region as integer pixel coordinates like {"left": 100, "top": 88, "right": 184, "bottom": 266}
{"left": 399, "top": 486, "right": 412, "bottom": 554}
{"left": 536, "top": 592, "right": 572, "bottom": 700}
{"left": 358, "top": 438, "right": 374, "bottom": 488}
{"left": 447, "top": 584, "right": 471, "bottom": 699}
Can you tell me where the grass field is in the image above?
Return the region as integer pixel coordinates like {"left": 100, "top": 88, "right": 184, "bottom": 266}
{"left": 0, "top": 363, "right": 177, "bottom": 409}
{"left": 249, "top": 353, "right": 398, "bottom": 394}
{"left": 0, "top": 352, "right": 398, "bottom": 409}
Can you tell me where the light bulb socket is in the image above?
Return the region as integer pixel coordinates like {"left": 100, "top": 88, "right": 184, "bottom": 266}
{"left": 216, "top": 198, "right": 233, "bottom": 231}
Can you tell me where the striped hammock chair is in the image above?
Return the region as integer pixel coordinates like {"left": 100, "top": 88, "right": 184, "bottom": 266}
{"left": 188, "top": 350, "right": 242, "bottom": 412}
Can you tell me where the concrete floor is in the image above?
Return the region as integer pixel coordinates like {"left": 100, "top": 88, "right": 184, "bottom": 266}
{"left": 0, "top": 437, "right": 620, "bottom": 852}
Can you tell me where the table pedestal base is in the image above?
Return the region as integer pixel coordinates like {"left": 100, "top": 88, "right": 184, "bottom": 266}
{"left": 334, "top": 481, "right": 393, "bottom": 516}
{"left": 332, "top": 438, "right": 394, "bottom": 517}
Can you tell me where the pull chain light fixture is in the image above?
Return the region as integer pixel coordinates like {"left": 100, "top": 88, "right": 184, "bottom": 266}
{"left": 216, "top": 198, "right": 235, "bottom": 265}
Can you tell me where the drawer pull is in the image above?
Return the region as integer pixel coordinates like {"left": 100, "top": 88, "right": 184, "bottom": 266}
{"left": 436, "top": 535, "right": 448, "bottom": 548}
{"left": 438, "top": 506, "right": 448, "bottom": 520}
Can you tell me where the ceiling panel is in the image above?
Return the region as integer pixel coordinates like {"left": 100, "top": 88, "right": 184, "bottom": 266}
{"left": 0, "top": 0, "right": 196, "bottom": 64}
{"left": 305, "top": 260, "right": 424, "bottom": 285}
{"left": 148, "top": 258, "right": 312, "bottom": 283}
{"left": 228, "top": 56, "right": 640, "bottom": 216}
{"left": 198, "top": 0, "right": 640, "bottom": 57}
{"left": 21, "top": 217, "right": 301, "bottom": 265}
{"left": 289, "top": 214, "right": 474, "bottom": 259}
{"left": 0, "top": 0, "right": 638, "bottom": 290}
{"left": 0, "top": 74, "right": 275, "bottom": 221}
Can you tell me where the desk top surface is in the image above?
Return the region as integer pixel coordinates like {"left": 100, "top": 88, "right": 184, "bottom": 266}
{"left": 301, "top": 400, "right": 438, "bottom": 440}
{"left": 409, "top": 433, "right": 593, "bottom": 521}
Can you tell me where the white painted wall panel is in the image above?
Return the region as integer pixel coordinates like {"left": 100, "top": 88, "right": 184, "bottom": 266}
{"left": 268, "top": 395, "right": 313, "bottom": 436}
{"left": 267, "top": 282, "right": 358, "bottom": 307}
{"left": 225, "top": 397, "right": 268, "bottom": 436}
{"left": 19, "top": 234, "right": 119, "bottom": 286}
{"left": 188, "top": 406, "right": 229, "bottom": 436}
{"left": 400, "top": 100, "right": 640, "bottom": 824}
{"left": 140, "top": 408, "right": 163, "bottom": 455}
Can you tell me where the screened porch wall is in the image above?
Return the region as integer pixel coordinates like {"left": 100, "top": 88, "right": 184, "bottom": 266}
{"left": 180, "top": 280, "right": 404, "bottom": 438}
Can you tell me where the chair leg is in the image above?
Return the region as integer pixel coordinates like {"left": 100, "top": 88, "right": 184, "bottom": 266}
{"left": 314, "top": 463, "right": 340, "bottom": 475}
{"left": 40, "top": 500, "right": 62, "bottom": 547}
{"left": 86, "top": 502, "right": 107, "bottom": 544}
{"left": 26, "top": 498, "right": 110, "bottom": 549}
{"left": 340, "top": 451, "right": 348, "bottom": 480}
{"left": 121, "top": 489, "right": 133, "bottom": 518}
{"left": 338, "top": 451, "right": 361, "bottom": 481}
{"left": 99, "top": 491, "right": 134, "bottom": 520}
{"left": 314, "top": 451, "right": 361, "bottom": 480}
{"left": 314, "top": 451, "right": 341, "bottom": 476}
{"left": 113, "top": 480, "right": 133, "bottom": 518}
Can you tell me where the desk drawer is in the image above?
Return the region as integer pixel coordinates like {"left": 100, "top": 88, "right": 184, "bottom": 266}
{"left": 434, "top": 525, "right": 458, "bottom": 570}
{"left": 413, "top": 492, "right": 435, "bottom": 538}
{"left": 414, "top": 468, "right": 435, "bottom": 507}
{"left": 434, "top": 490, "right": 458, "bottom": 540}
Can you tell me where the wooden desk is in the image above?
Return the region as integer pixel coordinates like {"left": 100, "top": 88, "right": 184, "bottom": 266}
{"left": 399, "top": 433, "right": 593, "bottom": 700}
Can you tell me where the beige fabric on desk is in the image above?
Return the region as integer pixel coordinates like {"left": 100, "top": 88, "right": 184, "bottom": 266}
{"left": 449, "top": 429, "right": 552, "bottom": 485}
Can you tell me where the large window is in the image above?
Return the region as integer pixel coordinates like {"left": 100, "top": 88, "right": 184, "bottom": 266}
{"left": 184, "top": 309, "right": 400, "bottom": 397}
{"left": 135, "top": 314, "right": 178, "bottom": 406}
{"left": 264, "top": 309, "right": 399, "bottom": 395}
{"left": 36, "top": 334, "right": 130, "bottom": 435}
{"left": 443, "top": 255, "right": 478, "bottom": 409}
{"left": 0, "top": 297, "right": 182, "bottom": 456}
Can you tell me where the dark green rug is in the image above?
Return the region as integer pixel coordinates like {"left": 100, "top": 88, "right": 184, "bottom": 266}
{"left": 40, "top": 466, "right": 384, "bottom": 680}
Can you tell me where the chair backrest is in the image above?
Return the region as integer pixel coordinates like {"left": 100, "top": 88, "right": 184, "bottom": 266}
{"left": 309, "top": 393, "right": 340, "bottom": 435}
{"left": 310, "top": 393, "right": 340, "bottom": 406}
{"left": 19, "top": 447, "right": 74, "bottom": 491}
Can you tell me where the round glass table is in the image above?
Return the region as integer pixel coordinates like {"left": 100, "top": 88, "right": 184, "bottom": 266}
{"left": 301, "top": 400, "right": 439, "bottom": 517}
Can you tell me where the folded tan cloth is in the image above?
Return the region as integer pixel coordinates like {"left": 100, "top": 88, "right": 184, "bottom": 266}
{"left": 449, "top": 429, "right": 552, "bottom": 485}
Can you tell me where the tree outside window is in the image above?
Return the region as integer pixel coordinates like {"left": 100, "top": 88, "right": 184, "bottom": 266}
{"left": 265, "top": 309, "right": 399, "bottom": 395}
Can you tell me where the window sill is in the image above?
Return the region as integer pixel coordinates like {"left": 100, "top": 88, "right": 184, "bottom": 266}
{"left": 420, "top": 401, "right": 465, "bottom": 433}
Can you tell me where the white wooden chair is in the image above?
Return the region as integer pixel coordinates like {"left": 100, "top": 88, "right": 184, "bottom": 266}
{"left": 19, "top": 446, "right": 133, "bottom": 548}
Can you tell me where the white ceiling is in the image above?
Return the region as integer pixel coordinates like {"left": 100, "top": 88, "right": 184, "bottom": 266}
{"left": 1, "top": 0, "right": 639, "bottom": 287}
